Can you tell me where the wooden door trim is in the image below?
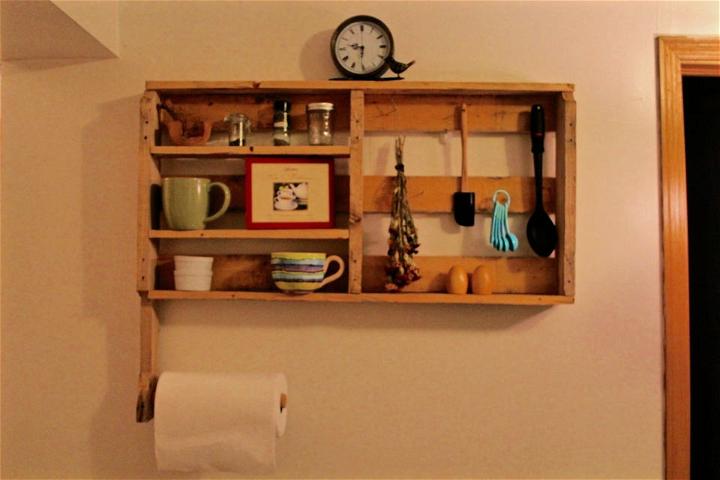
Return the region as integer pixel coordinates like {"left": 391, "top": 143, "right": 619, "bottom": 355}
{"left": 658, "top": 35, "right": 720, "bottom": 480}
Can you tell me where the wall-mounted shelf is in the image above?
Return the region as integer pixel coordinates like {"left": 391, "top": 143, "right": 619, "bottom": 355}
{"left": 136, "top": 80, "right": 576, "bottom": 422}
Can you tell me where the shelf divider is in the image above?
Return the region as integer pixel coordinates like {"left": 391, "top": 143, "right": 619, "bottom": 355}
{"left": 348, "top": 89, "right": 364, "bottom": 293}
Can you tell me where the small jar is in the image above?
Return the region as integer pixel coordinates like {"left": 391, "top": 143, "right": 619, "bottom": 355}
{"left": 272, "top": 100, "right": 291, "bottom": 146}
{"left": 224, "top": 113, "right": 251, "bottom": 146}
{"left": 306, "top": 102, "right": 334, "bottom": 145}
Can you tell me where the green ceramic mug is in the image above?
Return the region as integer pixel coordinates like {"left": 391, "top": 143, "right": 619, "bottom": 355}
{"left": 162, "top": 177, "right": 231, "bottom": 230}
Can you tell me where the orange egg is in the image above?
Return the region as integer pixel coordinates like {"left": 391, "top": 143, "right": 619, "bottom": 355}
{"left": 471, "top": 265, "right": 495, "bottom": 295}
{"left": 446, "top": 265, "right": 469, "bottom": 294}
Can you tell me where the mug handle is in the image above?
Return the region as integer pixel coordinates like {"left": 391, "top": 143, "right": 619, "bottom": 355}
{"left": 205, "top": 182, "right": 231, "bottom": 223}
{"left": 319, "top": 255, "right": 345, "bottom": 288}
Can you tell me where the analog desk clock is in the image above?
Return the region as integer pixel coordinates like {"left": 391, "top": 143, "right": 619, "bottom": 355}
{"left": 330, "top": 15, "right": 394, "bottom": 80}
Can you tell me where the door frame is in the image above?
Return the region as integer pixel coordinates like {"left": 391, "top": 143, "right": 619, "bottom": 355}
{"left": 658, "top": 35, "right": 720, "bottom": 480}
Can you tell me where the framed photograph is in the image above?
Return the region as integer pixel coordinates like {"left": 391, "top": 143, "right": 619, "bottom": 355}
{"left": 245, "top": 158, "right": 335, "bottom": 229}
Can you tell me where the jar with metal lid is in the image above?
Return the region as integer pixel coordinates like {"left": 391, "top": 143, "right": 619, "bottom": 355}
{"left": 306, "top": 102, "right": 334, "bottom": 145}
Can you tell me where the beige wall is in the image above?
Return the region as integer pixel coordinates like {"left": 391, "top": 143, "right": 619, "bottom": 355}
{"left": 2, "top": 1, "right": 718, "bottom": 478}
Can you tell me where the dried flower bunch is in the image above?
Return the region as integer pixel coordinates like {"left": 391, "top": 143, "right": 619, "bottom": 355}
{"left": 385, "top": 137, "right": 421, "bottom": 291}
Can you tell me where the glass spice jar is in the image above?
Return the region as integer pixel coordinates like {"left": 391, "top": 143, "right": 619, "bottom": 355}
{"left": 272, "top": 100, "right": 291, "bottom": 146}
{"left": 306, "top": 102, "right": 334, "bottom": 145}
{"left": 224, "top": 113, "right": 252, "bottom": 146}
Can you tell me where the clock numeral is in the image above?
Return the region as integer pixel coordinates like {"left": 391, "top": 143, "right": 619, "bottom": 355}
{"left": 339, "top": 47, "right": 346, "bottom": 51}
{"left": 377, "top": 54, "right": 384, "bottom": 59}
{"left": 342, "top": 56, "right": 349, "bottom": 61}
{"left": 360, "top": 25, "right": 364, "bottom": 32}
{"left": 349, "top": 28, "right": 355, "bottom": 34}
{"left": 351, "top": 62, "right": 356, "bottom": 69}
{"left": 376, "top": 34, "right": 383, "bottom": 39}
{"left": 379, "top": 45, "right": 387, "bottom": 49}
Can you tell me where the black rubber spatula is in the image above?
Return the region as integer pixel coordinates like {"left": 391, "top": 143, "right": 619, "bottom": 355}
{"left": 453, "top": 104, "right": 475, "bottom": 226}
{"left": 526, "top": 104, "right": 558, "bottom": 256}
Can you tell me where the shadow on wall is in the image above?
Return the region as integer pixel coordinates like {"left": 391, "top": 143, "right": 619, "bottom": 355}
{"left": 80, "top": 94, "right": 167, "bottom": 477}
{"left": 160, "top": 300, "right": 550, "bottom": 332}
{"left": 299, "top": 29, "right": 340, "bottom": 80}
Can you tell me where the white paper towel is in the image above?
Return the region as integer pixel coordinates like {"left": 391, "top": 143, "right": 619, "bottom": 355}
{"left": 154, "top": 372, "right": 287, "bottom": 473}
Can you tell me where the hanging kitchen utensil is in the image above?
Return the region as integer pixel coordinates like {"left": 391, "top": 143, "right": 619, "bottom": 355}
{"left": 526, "top": 104, "right": 558, "bottom": 257}
{"left": 490, "top": 190, "right": 518, "bottom": 252}
{"left": 452, "top": 104, "right": 475, "bottom": 226}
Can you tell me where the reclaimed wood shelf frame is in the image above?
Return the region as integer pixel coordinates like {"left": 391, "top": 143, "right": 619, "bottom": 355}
{"left": 136, "top": 80, "right": 576, "bottom": 422}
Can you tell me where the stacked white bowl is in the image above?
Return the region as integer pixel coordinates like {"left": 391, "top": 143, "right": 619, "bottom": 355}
{"left": 174, "top": 255, "right": 214, "bottom": 291}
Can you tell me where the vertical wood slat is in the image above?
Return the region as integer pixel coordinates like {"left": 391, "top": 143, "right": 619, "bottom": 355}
{"left": 348, "top": 90, "right": 364, "bottom": 293}
{"left": 139, "top": 296, "right": 159, "bottom": 383}
{"left": 137, "top": 92, "right": 161, "bottom": 422}
{"left": 136, "top": 296, "right": 159, "bottom": 422}
{"left": 556, "top": 91, "right": 576, "bottom": 297}
{"left": 137, "top": 92, "right": 161, "bottom": 292}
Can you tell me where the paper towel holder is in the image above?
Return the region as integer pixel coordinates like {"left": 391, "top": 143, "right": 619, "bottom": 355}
{"left": 137, "top": 373, "right": 158, "bottom": 422}
{"left": 136, "top": 374, "right": 288, "bottom": 422}
{"left": 136, "top": 298, "right": 287, "bottom": 422}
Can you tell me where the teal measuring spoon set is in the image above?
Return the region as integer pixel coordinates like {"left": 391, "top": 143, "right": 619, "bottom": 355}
{"left": 490, "top": 189, "right": 519, "bottom": 252}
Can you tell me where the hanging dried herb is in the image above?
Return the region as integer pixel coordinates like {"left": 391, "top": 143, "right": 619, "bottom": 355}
{"left": 385, "top": 137, "right": 421, "bottom": 291}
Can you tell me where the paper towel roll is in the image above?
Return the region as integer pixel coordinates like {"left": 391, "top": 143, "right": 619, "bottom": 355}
{"left": 154, "top": 372, "right": 288, "bottom": 473}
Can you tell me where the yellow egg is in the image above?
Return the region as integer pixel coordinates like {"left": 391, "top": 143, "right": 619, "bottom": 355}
{"left": 446, "top": 265, "right": 468, "bottom": 294}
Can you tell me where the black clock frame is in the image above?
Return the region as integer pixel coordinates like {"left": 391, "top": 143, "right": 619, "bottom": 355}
{"left": 330, "top": 15, "right": 395, "bottom": 80}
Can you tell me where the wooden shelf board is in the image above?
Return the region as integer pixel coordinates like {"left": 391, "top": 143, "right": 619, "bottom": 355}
{"left": 149, "top": 229, "right": 350, "bottom": 240}
{"left": 147, "top": 80, "right": 574, "bottom": 95}
{"left": 150, "top": 145, "right": 351, "bottom": 157}
{"left": 146, "top": 290, "right": 573, "bottom": 305}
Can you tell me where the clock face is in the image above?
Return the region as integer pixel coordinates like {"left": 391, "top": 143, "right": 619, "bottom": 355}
{"left": 331, "top": 16, "right": 394, "bottom": 79}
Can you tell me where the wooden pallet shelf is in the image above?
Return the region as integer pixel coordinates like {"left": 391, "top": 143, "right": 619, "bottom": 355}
{"left": 136, "top": 80, "right": 576, "bottom": 422}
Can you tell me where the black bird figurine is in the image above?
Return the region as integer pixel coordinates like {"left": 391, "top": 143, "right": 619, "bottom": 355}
{"left": 384, "top": 56, "right": 415, "bottom": 79}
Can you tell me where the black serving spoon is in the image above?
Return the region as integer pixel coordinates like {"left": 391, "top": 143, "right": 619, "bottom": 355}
{"left": 526, "top": 105, "right": 558, "bottom": 257}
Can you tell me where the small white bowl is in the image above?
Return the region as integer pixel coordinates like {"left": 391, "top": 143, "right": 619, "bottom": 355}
{"left": 174, "top": 265, "right": 213, "bottom": 275}
{"left": 174, "top": 255, "right": 214, "bottom": 268}
{"left": 174, "top": 272, "right": 213, "bottom": 291}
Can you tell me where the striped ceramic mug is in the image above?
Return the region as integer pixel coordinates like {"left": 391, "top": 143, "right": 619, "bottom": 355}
{"left": 271, "top": 252, "right": 345, "bottom": 294}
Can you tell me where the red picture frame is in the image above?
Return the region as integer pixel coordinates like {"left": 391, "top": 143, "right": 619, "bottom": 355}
{"left": 245, "top": 158, "right": 335, "bottom": 229}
